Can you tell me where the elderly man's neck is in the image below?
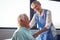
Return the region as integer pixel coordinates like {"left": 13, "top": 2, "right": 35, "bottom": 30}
{"left": 20, "top": 25, "right": 30, "bottom": 29}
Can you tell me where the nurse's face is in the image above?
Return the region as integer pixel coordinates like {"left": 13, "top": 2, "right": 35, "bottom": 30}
{"left": 31, "top": 3, "right": 41, "bottom": 12}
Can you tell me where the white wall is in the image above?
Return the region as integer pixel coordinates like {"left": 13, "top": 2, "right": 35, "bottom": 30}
{"left": 0, "top": 0, "right": 30, "bottom": 27}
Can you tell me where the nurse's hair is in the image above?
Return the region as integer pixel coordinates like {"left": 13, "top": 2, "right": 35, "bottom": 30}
{"left": 31, "top": 1, "right": 40, "bottom": 5}
{"left": 31, "top": 1, "right": 41, "bottom": 9}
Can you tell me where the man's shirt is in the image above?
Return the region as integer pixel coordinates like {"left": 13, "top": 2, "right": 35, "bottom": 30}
{"left": 12, "top": 27, "right": 36, "bottom": 40}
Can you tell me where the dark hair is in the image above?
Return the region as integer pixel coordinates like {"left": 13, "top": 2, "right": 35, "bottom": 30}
{"left": 31, "top": 1, "right": 40, "bottom": 5}
{"left": 31, "top": 1, "right": 41, "bottom": 9}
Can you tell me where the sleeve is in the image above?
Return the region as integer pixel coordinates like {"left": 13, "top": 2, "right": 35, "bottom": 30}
{"left": 12, "top": 31, "right": 24, "bottom": 40}
{"left": 12, "top": 32, "right": 17, "bottom": 40}
{"left": 16, "top": 32, "right": 25, "bottom": 40}
{"left": 45, "top": 10, "right": 52, "bottom": 29}
{"left": 29, "top": 14, "right": 36, "bottom": 28}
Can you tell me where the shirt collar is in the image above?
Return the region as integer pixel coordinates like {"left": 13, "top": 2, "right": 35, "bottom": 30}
{"left": 19, "top": 27, "right": 30, "bottom": 31}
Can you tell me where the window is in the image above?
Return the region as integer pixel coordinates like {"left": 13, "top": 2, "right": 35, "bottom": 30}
{"left": 0, "top": 0, "right": 30, "bottom": 27}
{"left": 37, "top": 0, "right": 60, "bottom": 29}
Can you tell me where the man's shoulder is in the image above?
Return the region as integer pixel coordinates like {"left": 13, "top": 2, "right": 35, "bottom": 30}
{"left": 13, "top": 29, "right": 23, "bottom": 35}
{"left": 12, "top": 29, "right": 26, "bottom": 40}
{"left": 16, "top": 29, "right": 24, "bottom": 34}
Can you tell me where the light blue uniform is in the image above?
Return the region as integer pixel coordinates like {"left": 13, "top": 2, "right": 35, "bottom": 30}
{"left": 34, "top": 9, "right": 57, "bottom": 40}
{"left": 12, "top": 27, "right": 36, "bottom": 40}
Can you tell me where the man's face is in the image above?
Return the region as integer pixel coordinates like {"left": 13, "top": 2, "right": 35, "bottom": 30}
{"left": 31, "top": 3, "right": 41, "bottom": 12}
{"left": 23, "top": 15, "right": 29, "bottom": 25}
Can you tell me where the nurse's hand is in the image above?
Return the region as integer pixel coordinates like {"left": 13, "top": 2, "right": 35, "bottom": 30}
{"left": 33, "top": 32, "right": 39, "bottom": 38}
{"left": 33, "top": 27, "right": 47, "bottom": 38}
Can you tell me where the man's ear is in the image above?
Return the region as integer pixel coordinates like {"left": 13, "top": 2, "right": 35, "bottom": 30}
{"left": 20, "top": 19, "right": 23, "bottom": 22}
{"left": 20, "top": 19, "right": 25, "bottom": 23}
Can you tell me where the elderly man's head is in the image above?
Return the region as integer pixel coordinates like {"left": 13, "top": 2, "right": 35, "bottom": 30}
{"left": 18, "top": 14, "right": 30, "bottom": 28}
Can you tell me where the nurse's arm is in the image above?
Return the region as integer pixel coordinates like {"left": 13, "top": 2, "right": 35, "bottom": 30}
{"left": 29, "top": 14, "right": 36, "bottom": 28}
{"left": 33, "top": 27, "right": 47, "bottom": 38}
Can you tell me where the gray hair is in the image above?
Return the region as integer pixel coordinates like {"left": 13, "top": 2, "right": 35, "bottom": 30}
{"left": 18, "top": 14, "right": 27, "bottom": 22}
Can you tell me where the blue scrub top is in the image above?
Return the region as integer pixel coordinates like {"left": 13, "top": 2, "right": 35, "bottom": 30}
{"left": 35, "top": 9, "right": 56, "bottom": 40}
{"left": 12, "top": 27, "right": 36, "bottom": 40}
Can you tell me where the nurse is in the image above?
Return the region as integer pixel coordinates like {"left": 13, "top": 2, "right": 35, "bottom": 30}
{"left": 30, "top": 1, "right": 57, "bottom": 40}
